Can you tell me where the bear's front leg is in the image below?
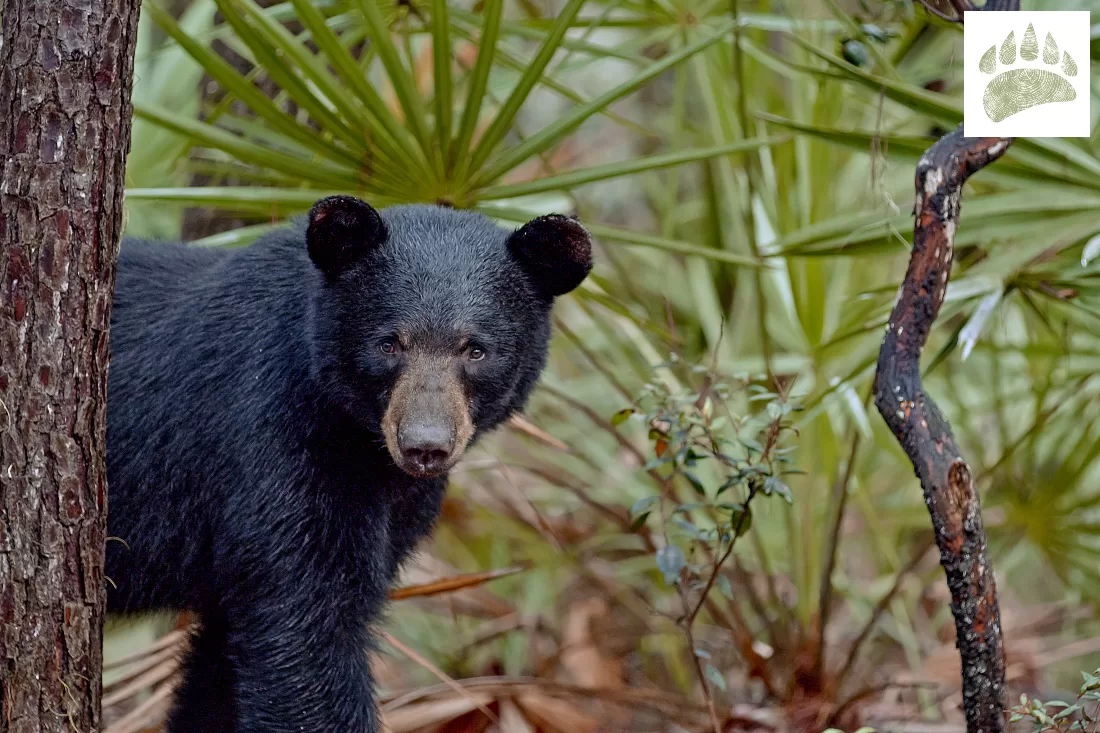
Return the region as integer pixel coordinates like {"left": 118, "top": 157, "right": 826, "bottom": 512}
{"left": 165, "top": 610, "right": 238, "bottom": 733}
{"left": 224, "top": 592, "right": 381, "bottom": 733}
{"left": 206, "top": 540, "right": 384, "bottom": 733}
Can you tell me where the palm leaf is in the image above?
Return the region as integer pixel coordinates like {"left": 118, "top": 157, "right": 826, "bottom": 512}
{"left": 466, "top": 0, "right": 587, "bottom": 175}
{"left": 474, "top": 20, "right": 736, "bottom": 187}
{"left": 354, "top": 0, "right": 433, "bottom": 160}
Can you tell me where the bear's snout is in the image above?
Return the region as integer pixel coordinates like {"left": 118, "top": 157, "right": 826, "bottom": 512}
{"left": 397, "top": 421, "right": 455, "bottom": 476}
{"left": 380, "top": 351, "right": 474, "bottom": 478}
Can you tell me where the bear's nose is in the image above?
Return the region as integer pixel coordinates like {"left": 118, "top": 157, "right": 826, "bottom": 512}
{"left": 398, "top": 423, "right": 455, "bottom": 475}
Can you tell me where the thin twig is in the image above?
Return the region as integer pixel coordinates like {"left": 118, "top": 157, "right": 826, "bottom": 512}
{"left": 833, "top": 538, "right": 935, "bottom": 692}
{"left": 677, "top": 405, "right": 783, "bottom": 726}
{"left": 686, "top": 483, "right": 760, "bottom": 628}
{"left": 813, "top": 403, "right": 867, "bottom": 683}
{"left": 381, "top": 631, "right": 499, "bottom": 724}
{"left": 916, "top": 0, "right": 965, "bottom": 23}
{"left": 103, "top": 628, "right": 188, "bottom": 671}
{"left": 679, "top": 583, "right": 724, "bottom": 733}
{"left": 103, "top": 680, "right": 177, "bottom": 733}
{"left": 389, "top": 566, "right": 528, "bottom": 601}
{"left": 732, "top": 559, "right": 786, "bottom": 657}
{"left": 553, "top": 316, "right": 635, "bottom": 404}
{"left": 517, "top": 462, "right": 655, "bottom": 549}
{"left": 829, "top": 680, "right": 943, "bottom": 726}
{"left": 678, "top": 484, "right": 762, "bottom": 732}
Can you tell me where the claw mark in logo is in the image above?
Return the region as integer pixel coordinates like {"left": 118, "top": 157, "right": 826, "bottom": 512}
{"left": 980, "top": 24, "right": 1078, "bottom": 123}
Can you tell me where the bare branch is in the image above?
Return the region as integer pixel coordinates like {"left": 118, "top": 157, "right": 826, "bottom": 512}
{"left": 917, "top": 0, "right": 966, "bottom": 23}
{"left": 873, "top": 126, "right": 1013, "bottom": 733}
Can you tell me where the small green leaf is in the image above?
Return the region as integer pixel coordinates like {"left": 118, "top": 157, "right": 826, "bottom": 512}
{"left": 1083, "top": 233, "right": 1100, "bottom": 267}
{"left": 740, "top": 438, "right": 765, "bottom": 454}
{"left": 733, "top": 507, "right": 753, "bottom": 537}
{"left": 715, "top": 574, "right": 734, "bottom": 600}
{"left": 683, "top": 447, "right": 709, "bottom": 467}
{"left": 716, "top": 477, "right": 740, "bottom": 496}
{"left": 656, "top": 544, "right": 686, "bottom": 585}
{"left": 683, "top": 472, "right": 706, "bottom": 496}
{"left": 672, "top": 517, "right": 702, "bottom": 538}
{"left": 643, "top": 457, "right": 670, "bottom": 472}
{"left": 860, "top": 23, "right": 890, "bottom": 42}
{"left": 841, "top": 39, "right": 870, "bottom": 67}
{"left": 611, "top": 408, "right": 635, "bottom": 426}
{"left": 631, "top": 496, "right": 659, "bottom": 516}
{"left": 704, "top": 663, "right": 727, "bottom": 692}
{"left": 764, "top": 476, "right": 793, "bottom": 503}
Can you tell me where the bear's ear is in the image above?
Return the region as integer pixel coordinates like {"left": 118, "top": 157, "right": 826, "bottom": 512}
{"left": 307, "top": 195, "right": 386, "bottom": 278}
{"left": 507, "top": 214, "right": 592, "bottom": 299}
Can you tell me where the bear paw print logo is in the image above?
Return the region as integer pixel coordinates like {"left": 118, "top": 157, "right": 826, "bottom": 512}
{"left": 980, "top": 23, "right": 1078, "bottom": 123}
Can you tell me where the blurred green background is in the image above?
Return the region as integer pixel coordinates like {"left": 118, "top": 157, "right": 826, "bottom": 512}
{"left": 104, "top": 1, "right": 1100, "bottom": 730}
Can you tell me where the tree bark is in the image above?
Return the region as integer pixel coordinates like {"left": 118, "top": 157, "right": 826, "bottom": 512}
{"left": 0, "top": 2, "right": 140, "bottom": 731}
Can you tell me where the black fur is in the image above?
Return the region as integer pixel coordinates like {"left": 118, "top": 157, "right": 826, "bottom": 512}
{"left": 508, "top": 214, "right": 592, "bottom": 299}
{"left": 106, "top": 200, "right": 591, "bottom": 732}
{"left": 306, "top": 194, "right": 386, "bottom": 278}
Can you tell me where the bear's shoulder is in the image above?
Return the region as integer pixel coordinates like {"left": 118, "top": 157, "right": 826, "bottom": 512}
{"left": 116, "top": 222, "right": 317, "bottom": 307}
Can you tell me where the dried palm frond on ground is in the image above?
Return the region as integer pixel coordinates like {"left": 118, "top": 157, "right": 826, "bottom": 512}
{"left": 102, "top": 568, "right": 528, "bottom": 733}
{"left": 102, "top": 456, "right": 1100, "bottom": 733}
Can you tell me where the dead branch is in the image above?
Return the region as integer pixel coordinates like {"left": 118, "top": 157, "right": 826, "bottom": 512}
{"left": 917, "top": 0, "right": 1018, "bottom": 23}
{"left": 873, "top": 127, "right": 1013, "bottom": 733}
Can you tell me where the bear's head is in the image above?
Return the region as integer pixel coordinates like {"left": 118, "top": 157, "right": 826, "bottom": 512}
{"left": 306, "top": 195, "right": 592, "bottom": 479}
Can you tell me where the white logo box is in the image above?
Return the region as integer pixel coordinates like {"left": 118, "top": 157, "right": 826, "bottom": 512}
{"left": 963, "top": 10, "right": 1091, "bottom": 138}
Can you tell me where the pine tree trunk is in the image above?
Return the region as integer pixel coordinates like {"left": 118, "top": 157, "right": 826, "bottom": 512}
{"left": 0, "top": 2, "right": 140, "bottom": 731}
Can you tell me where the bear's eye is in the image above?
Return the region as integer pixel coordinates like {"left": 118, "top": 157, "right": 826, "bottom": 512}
{"left": 380, "top": 341, "right": 398, "bottom": 355}
{"left": 467, "top": 345, "right": 486, "bottom": 362}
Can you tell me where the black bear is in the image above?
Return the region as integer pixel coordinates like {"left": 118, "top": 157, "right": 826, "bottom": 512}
{"left": 106, "top": 196, "right": 592, "bottom": 732}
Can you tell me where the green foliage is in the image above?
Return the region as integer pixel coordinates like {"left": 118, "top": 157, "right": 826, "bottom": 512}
{"left": 125, "top": 0, "right": 216, "bottom": 238}
{"left": 1010, "top": 671, "right": 1100, "bottom": 732}
{"left": 623, "top": 367, "right": 799, "bottom": 591}
{"left": 130, "top": 0, "right": 775, "bottom": 240}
